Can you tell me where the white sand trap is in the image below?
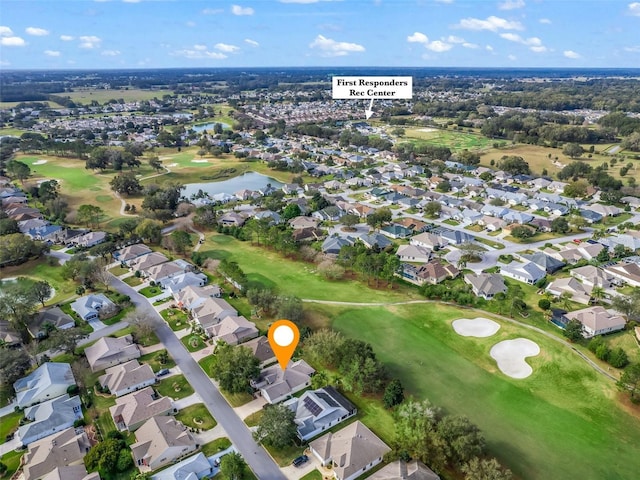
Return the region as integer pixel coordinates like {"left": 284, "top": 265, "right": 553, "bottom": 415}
{"left": 452, "top": 318, "right": 500, "bottom": 337}
{"left": 417, "top": 127, "right": 438, "bottom": 133}
{"left": 32, "top": 159, "right": 48, "bottom": 165}
{"left": 490, "top": 339, "right": 540, "bottom": 379}
{"left": 191, "top": 159, "right": 209, "bottom": 163}
{"left": 165, "top": 163, "right": 178, "bottom": 167}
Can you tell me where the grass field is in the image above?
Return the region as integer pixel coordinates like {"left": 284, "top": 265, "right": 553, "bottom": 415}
{"left": 0, "top": 450, "right": 24, "bottom": 479}
{"left": 63, "top": 88, "right": 175, "bottom": 105}
{"left": 201, "top": 437, "right": 232, "bottom": 456}
{"left": 198, "top": 233, "right": 420, "bottom": 303}
{"left": 401, "top": 127, "right": 493, "bottom": 152}
{"left": 0, "top": 259, "right": 78, "bottom": 305}
{"left": 327, "top": 303, "right": 640, "bottom": 480}
{"left": 155, "top": 374, "right": 194, "bottom": 400}
{"left": 139, "top": 349, "right": 175, "bottom": 372}
{"left": 0, "top": 411, "right": 21, "bottom": 445}
{"left": 175, "top": 403, "right": 217, "bottom": 430}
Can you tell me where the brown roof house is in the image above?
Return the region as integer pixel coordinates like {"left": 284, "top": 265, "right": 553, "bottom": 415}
{"left": 251, "top": 359, "right": 315, "bottom": 404}
{"left": 42, "top": 466, "right": 100, "bottom": 480}
{"left": 28, "top": 307, "right": 75, "bottom": 339}
{"left": 99, "top": 360, "right": 156, "bottom": 397}
{"left": 206, "top": 315, "right": 258, "bottom": 345}
{"left": 241, "top": 336, "right": 276, "bottom": 367}
{"left": 562, "top": 306, "right": 626, "bottom": 338}
{"left": 109, "top": 387, "right": 174, "bottom": 432}
{"left": 22, "top": 427, "right": 92, "bottom": 480}
{"left": 309, "top": 421, "right": 391, "bottom": 480}
{"left": 368, "top": 460, "right": 440, "bottom": 480}
{"left": 131, "top": 416, "right": 198, "bottom": 472}
{"left": 464, "top": 273, "right": 507, "bottom": 300}
{"left": 84, "top": 334, "right": 141, "bottom": 372}
{"left": 399, "top": 261, "right": 459, "bottom": 286}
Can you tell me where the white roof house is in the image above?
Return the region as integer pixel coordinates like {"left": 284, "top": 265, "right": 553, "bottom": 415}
{"left": 70, "top": 294, "right": 116, "bottom": 321}
{"left": 500, "top": 261, "right": 546, "bottom": 285}
{"left": 251, "top": 360, "right": 315, "bottom": 404}
{"left": 14, "top": 362, "right": 76, "bottom": 408}
{"left": 18, "top": 395, "right": 83, "bottom": 446}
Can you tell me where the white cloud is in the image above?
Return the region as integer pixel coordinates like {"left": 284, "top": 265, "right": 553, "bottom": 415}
{"left": 624, "top": 45, "right": 640, "bottom": 52}
{"left": 407, "top": 32, "right": 429, "bottom": 44}
{"left": 123, "top": 0, "right": 141, "bottom": 3}
{"left": 1, "top": 36, "right": 26, "bottom": 46}
{"left": 231, "top": 4, "right": 254, "bottom": 15}
{"left": 26, "top": 27, "right": 49, "bottom": 36}
{"left": 498, "top": 0, "right": 525, "bottom": 10}
{"left": 564, "top": 50, "right": 581, "bottom": 59}
{"left": 0, "top": 26, "right": 13, "bottom": 36}
{"left": 101, "top": 49, "right": 121, "bottom": 56}
{"left": 530, "top": 45, "right": 547, "bottom": 53}
{"left": 79, "top": 35, "right": 101, "bottom": 49}
{"left": 463, "top": 42, "right": 479, "bottom": 49}
{"left": 215, "top": 42, "right": 240, "bottom": 53}
{"left": 60, "top": 35, "right": 74, "bottom": 41}
{"left": 445, "top": 35, "right": 465, "bottom": 44}
{"left": 486, "top": 45, "right": 494, "bottom": 51}
{"left": 44, "top": 50, "right": 60, "bottom": 57}
{"left": 172, "top": 49, "right": 227, "bottom": 59}
{"left": 629, "top": 2, "right": 640, "bottom": 16}
{"left": 539, "top": 18, "right": 552, "bottom": 24}
{"left": 244, "top": 38, "right": 259, "bottom": 47}
{"left": 499, "top": 33, "right": 547, "bottom": 52}
{"left": 508, "top": 54, "right": 517, "bottom": 60}
{"left": 202, "top": 8, "right": 223, "bottom": 15}
{"left": 426, "top": 40, "right": 453, "bottom": 52}
{"left": 309, "top": 34, "right": 365, "bottom": 57}
{"left": 455, "top": 15, "right": 523, "bottom": 31}
{"left": 194, "top": 44, "right": 207, "bottom": 51}
{"left": 435, "top": 0, "right": 454, "bottom": 3}
{"left": 186, "top": 21, "right": 196, "bottom": 27}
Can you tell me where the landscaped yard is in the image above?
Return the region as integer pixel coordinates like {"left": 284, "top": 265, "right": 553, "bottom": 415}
{"left": 139, "top": 285, "right": 163, "bottom": 298}
{"left": 175, "top": 403, "right": 217, "bottom": 430}
{"left": 326, "top": 303, "right": 640, "bottom": 480}
{"left": 263, "top": 443, "right": 306, "bottom": 468}
{"left": 181, "top": 334, "right": 208, "bottom": 352}
{"left": 139, "top": 349, "right": 175, "bottom": 372}
{"left": 300, "top": 471, "right": 322, "bottom": 480}
{"left": 109, "top": 266, "right": 130, "bottom": 276}
{"left": 113, "top": 325, "right": 159, "bottom": 347}
{"left": 161, "top": 308, "right": 190, "bottom": 331}
{"left": 201, "top": 437, "right": 232, "bottom": 456}
{"left": 220, "top": 390, "right": 254, "bottom": 408}
{"left": 198, "top": 355, "right": 216, "bottom": 377}
{"left": 123, "top": 276, "right": 143, "bottom": 287}
{"left": 156, "top": 375, "right": 194, "bottom": 400}
{"left": 0, "top": 411, "right": 22, "bottom": 445}
{"left": 0, "top": 450, "right": 24, "bottom": 479}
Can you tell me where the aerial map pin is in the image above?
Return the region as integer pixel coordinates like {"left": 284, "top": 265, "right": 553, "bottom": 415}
{"left": 268, "top": 319, "right": 300, "bottom": 370}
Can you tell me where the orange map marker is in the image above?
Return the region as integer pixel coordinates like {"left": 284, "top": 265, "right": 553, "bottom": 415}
{"left": 268, "top": 319, "right": 300, "bottom": 370}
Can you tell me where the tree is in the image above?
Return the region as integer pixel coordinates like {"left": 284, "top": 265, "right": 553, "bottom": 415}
{"left": 338, "top": 340, "right": 386, "bottom": 395}
{"left": 458, "top": 242, "right": 485, "bottom": 263}
{"left": 424, "top": 201, "right": 442, "bottom": 218}
{"left": 276, "top": 296, "right": 304, "bottom": 323}
{"left": 135, "top": 219, "right": 162, "bottom": 244}
{"left": 38, "top": 179, "right": 60, "bottom": 203}
{"left": 32, "top": 280, "right": 52, "bottom": 307}
{"left": 366, "top": 207, "right": 393, "bottom": 230}
{"left": 510, "top": 225, "right": 535, "bottom": 239}
{"left": 608, "top": 348, "right": 629, "bottom": 369}
{"left": 220, "top": 452, "right": 247, "bottom": 480}
{"left": 383, "top": 379, "right": 404, "bottom": 408}
{"left": 617, "top": 363, "right": 640, "bottom": 403}
{"left": 563, "top": 319, "right": 584, "bottom": 342}
{"left": 0, "top": 348, "right": 31, "bottom": 387}
{"left": 437, "top": 415, "right": 486, "bottom": 465}
{"left": 166, "top": 230, "right": 193, "bottom": 255}
{"left": 563, "top": 142, "right": 584, "bottom": 159}
{"left": 110, "top": 173, "right": 143, "bottom": 196}
{"left": 497, "top": 155, "right": 530, "bottom": 175}
{"left": 0, "top": 233, "right": 47, "bottom": 266}
{"left": 590, "top": 286, "right": 605, "bottom": 303}
{"left": 254, "top": 403, "right": 298, "bottom": 448}
{"left": 210, "top": 343, "right": 260, "bottom": 394}
{"left": 506, "top": 285, "right": 525, "bottom": 318}
{"left": 84, "top": 438, "right": 125, "bottom": 474}
{"left": 462, "top": 457, "right": 513, "bottom": 480}
{"left": 436, "top": 180, "right": 452, "bottom": 193}
{"left": 563, "top": 180, "right": 589, "bottom": 198}
{"left": 0, "top": 218, "right": 19, "bottom": 235}
{"left": 125, "top": 311, "right": 156, "bottom": 345}
{"left": 303, "top": 329, "right": 345, "bottom": 368}
{"left": 46, "top": 327, "right": 88, "bottom": 355}
{"left": 6, "top": 160, "right": 30, "bottom": 182}
{"left": 77, "top": 204, "right": 105, "bottom": 229}
{"left": 341, "top": 214, "right": 360, "bottom": 230}
{"left": 538, "top": 298, "right": 551, "bottom": 310}
{"left": 551, "top": 217, "right": 570, "bottom": 234}
{"left": 148, "top": 155, "right": 163, "bottom": 172}
{"left": 282, "top": 203, "right": 301, "bottom": 221}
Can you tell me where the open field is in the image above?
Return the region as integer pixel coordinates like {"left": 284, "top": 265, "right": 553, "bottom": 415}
{"left": 63, "top": 88, "right": 175, "bottom": 105}
{"left": 0, "top": 127, "right": 30, "bottom": 137}
{"left": 199, "top": 233, "right": 420, "bottom": 303}
{"left": 327, "top": 303, "right": 640, "bottom": 480}
{"left": 401, "top": 128, "right": 493, "bottom": 152}
{"left": 0, "top": 259, "right": 78, "bottom": 305}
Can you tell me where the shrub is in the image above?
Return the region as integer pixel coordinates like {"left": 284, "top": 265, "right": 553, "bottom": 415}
{"left": 67, "top": 384, "right": 79, "bottom": 395}
{"left": 538, "top": 299, "right": 551, "bottom": 310}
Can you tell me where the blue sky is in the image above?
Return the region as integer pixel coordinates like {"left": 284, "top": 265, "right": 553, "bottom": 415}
{"left": 1, "top": 0, "right": 639, "bottom": 69}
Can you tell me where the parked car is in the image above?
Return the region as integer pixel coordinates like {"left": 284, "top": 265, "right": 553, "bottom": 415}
{"left": 292, "top": 455, "right": 309, "bottom": 467}
{"left": 156, "top": 368, "right": 170, "bottom": 377}
{"left": 214, "top": 453, "right": 229, "bottom": 467}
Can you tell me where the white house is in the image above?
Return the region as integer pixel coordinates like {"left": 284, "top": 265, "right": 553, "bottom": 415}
{"left": 14, "top": 362, "right": 76, "bottom": 408}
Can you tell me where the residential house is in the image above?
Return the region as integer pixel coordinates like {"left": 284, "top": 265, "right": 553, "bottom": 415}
{"left": 251, "top": 360, "right": 315, "bottom": 404}
{"left": 436, "top": 229, "right": 475, "bottom": 245}
{"left": 529, "top": 178, "right": 552, "bottom": 190}
{"left": 242, "top": 336, "right": 276, "bottom": 367}
{"left": 312, "top": 206, "right": 344, "bottom": 222}
{"left": 14, "top": 362, "right": 76, "bottom": 408}
{"left": 99, "top": 360, "right": 156, "bottom": 397}
{"left": 322, "top": 236, "right": 355, "bottom": 255}
{"left": 41, "top": 466, "right": 99, "bottom": 480}
{"left": 23, "top": 428, "right": 92, "bottom": 480}
{"left": 131, "top": 416, "right": 198, "bottom": 472}
{"left": 109, "top": 387, "right": 174, "bottom": 432}
{"left": 500, "top": 261, "right": 546, "bottom": 285}
{"left": 547, "top": 243, "right": 605, "bottom": 264}
{"left": 522, "top": 252, "right": 565, "bottom": 274}
{"left": 113, "top": 244, "right": 153, "bottom": 264}
{"left": 605, "top": 262, "right": 640, "bottom": 287}
{"left": 410, "top": 232, "right": 446, "bottom": 250}
{"left": 28, "top": 307, "right": 75, "bottom": 339}
{"left": 254, "top": 210, "right": 282, "bottom": 225}
{"left": 464, "top": 273, "right": 507, "bottom": 300}
{"left": 174, "top": 285, "right": 222, "bottom": 310}
{"left": 562, "top": 306, "right": 626, "bottom": 338}
{"left": 586, "top": 204, "right": 622, "bottom": 217}
{"left": 130, "top": 252, "right": 170, "bottom": 273}
{"left": 163, "top": 272, "right": 208, "bottom": 295}
{"left": 546, "top": 278, "right": 593, "bottom": 305}
{"left": 292, "top": 227, "right": 325, "bottom": 243}
{"left": 368, "top": 460, "right": 440, "bottom": 480}
{"left": 570, "top": 265, "right": 614, "bottom": 288}
{"left": 396, "top": 244, "right": 432, "bottom": 263}
{"left": 396, "top": 217, "right": 429, "bottom": 233}
{"left": 144, "top": 260, "right": 191, "bottom": 284}
{"left": 190, "top": 298, "right": 237, "bottom": 332}
{"left": 0, "top": 320, "right": 21, "bottom": 347}
{"left": 283, "top": 386, "right": 357, "bottom": 441}
{"left": 503, "top": 211, "right": 534, "bottom": 225}
{"left": 399, "top": 261, "right": 459, "bottom": 286}
{"left": 600, "top": 232, "right": 640, "bottom": 252}
{"left": 71, "top": 294, "right": 117, "bottom": 322}
{"left": 530, "top": 217, "right": 552, "bottom": 232}
{"left": 206, "top": 315, "right": 258, "bottom": 345}
{"left": 218, "top": 212, "right": 246, "bottom": 227}
{"left": 289, "top": 216, "right": 320, "bottom": 230}
{"left": 309, "top": 421, "right": 391, "bottom": 480}
{"left": 18, "top": 394, "right": 83, "bottom": 445}
{"left": 547, "top": 181, "right": 568, "bottom": 193}
{"left": 380, "top": 224, "right": 413, "bottom": 239}
{"left": 454, "top": 209, "right": 483, "bottom": 225}
{"left": 150, "top": 452, "right": 213, "bottom": 480}
{"left": 358, "top": 233, "right": 393, "bottom": 250}
{"left": 85, "top": 335, "right": 141, "bottom": 372}
{"left": 26, "top": 225, "right": 66, "bottom": 244}
{"left": 480, "top": 205, "right": 510, "bottom": 218}
{"left": 67, "top": 231, "right": 107, "bottom": 248}
{"left": 579, "top": 209, "right": 604, "bottom": 224}
{"left": 478, "top": 216, "right": 506, "bottom": 232}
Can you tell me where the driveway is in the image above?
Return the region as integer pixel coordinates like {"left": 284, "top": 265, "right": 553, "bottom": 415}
{"left": 234, "top": 396, "right": 267, "bottom": 421}
{"left": 0, "top": 437, "right": 20, "bottom": 456}
{"left": 109, "top": 275, "right": 286, "bottom": 480}
{"left": 173, "top": 392, "right": 202, "bottom": 410}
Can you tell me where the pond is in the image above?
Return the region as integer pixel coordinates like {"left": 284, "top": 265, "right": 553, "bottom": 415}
{"left": 182, "top": 172, "right": 283, "bottom": 198}
{"left": 190, "top": 122, "right": 231, "bottom": 132}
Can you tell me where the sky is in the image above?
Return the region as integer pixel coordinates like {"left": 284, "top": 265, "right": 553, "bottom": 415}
{"left": 1, "top": 0, "right": 639, "bottom": 70}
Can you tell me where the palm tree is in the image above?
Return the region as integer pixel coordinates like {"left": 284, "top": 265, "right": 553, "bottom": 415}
{"left": 591, "top": 286, "right": 605, "bottom": 304}
{"left": 507, "top": 285, "right": 525, "bottom": 318}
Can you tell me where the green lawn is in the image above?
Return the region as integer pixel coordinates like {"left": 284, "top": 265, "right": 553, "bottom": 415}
{"left": 139, "top": 349, "right": 175, "bottom": 372}
{"left": 109, "top": 266, "right": 130, "bottom": 276}
{"left": 329, "top": 303, "right": 640, "bottom": 480}
{"left": 181, "top": 334, "right": 208, "bottom": 352}
{"left": 0, "top": 450, "right": 24, "bottom": 480}
{"left": 123, "top": 276, "right": 143, "bottom": 287}
{"left": 139, "top": 285, "right": 163, "bottom": 298}
{"left": 175, "top": 403, "right": 217, "bottom": 430}
{"left": 220, "top": 390, "right": 253, "bottom": 408}
{"left": 1, "top": 259, "right": 78, "bottom": 305}
{"left": 0, "top": 411, "right": 21, "bottom": 445}
{"left": 401, "top": 128, "right": 493, "bottom": 152}
{"left": 160, "top": 308, "right": 190, "bottom": 331}
{"left": 264, "top": 443, "right": 306, "bottom": 468}
{"left": 198, "top": 355, "right": 216, "bottom": 377}
{"left": 112, "top": 325, "right": 159, "bottom": 347}
{"left": 300, "top": 471, "right": 322, "bottom": 480}
{"left": 155, "top": 375, "right": 194, "bottom": 400}
{"left": 199, "top": 234, "right": 420, "bottom": 303}
{"left": 201, "top": 437, "right": 232, "bottom": 456}
{"left": 243, "top": 410, "right": 263, "bottom": 427}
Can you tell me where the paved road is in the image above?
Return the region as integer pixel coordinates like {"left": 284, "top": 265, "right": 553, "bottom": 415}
{"left": 109, "top": 275, "right": 286, "bottom": 480}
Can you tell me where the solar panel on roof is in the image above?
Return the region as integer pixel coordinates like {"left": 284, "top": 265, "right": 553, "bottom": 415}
{"left": 316, "top": 392, "right": 339, "bottom": 408}
{"left": 303, "top": 396, "right": 323, "bottom": 416}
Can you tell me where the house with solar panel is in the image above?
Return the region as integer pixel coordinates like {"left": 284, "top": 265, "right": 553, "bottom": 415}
{"left": 283, "top": 386, "right": 357, "bottom": 441}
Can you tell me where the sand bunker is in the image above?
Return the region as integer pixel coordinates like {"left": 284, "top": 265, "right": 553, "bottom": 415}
{"left": 32, "top": 159, "right": 48, "bottom": 165}
{"left": 191, "top": 159, "right": 209, "bottom": 163}
{"left": 490, "top": 339, "right": 540, "bottom": 379}
{"left": 165, "top": 163, "right": 178, "bottom": 167}
{"left": 452, "top": 318, "right": 500, "bottom": 337}
{"left": 417, "top": 127, "right": 438, "bottom": 133}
